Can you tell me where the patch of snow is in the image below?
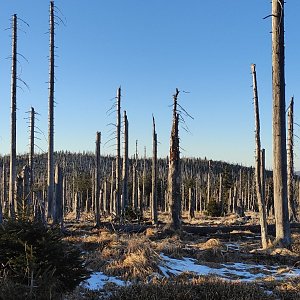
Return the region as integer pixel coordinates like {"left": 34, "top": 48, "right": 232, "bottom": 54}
{"left": 159, "top": 253, "right": 300, "bottom": 282}
{"left": 82, "top": 272, "right": 126, "bottom": 290}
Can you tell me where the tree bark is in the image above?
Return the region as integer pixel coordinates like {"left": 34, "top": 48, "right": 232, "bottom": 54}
{"left": 122, "top": 110, "right": 129, "bottom": 212}
{"left": 29, "top": 107, "right": 35, "bottom": 214}
{"left": 287, "top": 97, "right": 297, "bottom": 221}
{"left": 53, "top": 164, "right": 63, "bottom": 225}
{"left": 115, "top": 87, "right": 121, "bottom": 217}
{"left": 168, "top": 88, "right": 181, "bottom": 230}
{"left": 152, "top": 116, "right": 158, "bottom": 224}
{"left": 272, "top": 0, "right": 291, "bottom": 246}
{"left": 47, "top": 1, "right": 55, "bottom": 219}
{"left": 95, "top": 132, "right": 101, "bottom": 226}
{"left": 251, "top": 63, "right": 269, "bottom": 249}
{"left": 9, "top": 14, "right": 17, "bottom": 220}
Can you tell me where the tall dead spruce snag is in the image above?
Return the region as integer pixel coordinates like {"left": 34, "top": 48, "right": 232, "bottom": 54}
{"left": 271, "top": 0, "right": 291, "bottom": 247}
{"left": 168, "top": 89, "right": 181, "bottom": 230}
{"left": 251, "top": 64, "right": 269, "bottom": 249}
{"left": 47, "top": 1, "right": 55, "bottom": 219}
{"left": 9, "top": 14, "right": 17, "bottom": 219}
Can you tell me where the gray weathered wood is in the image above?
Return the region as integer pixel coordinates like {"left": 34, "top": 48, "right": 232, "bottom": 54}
{"left": 168, "top": 89, "right": 181, "bottom": 230}
{"left": 9, "top": 14, "right": 17, "bottom": 220}
{"left": 251, "top": 63, "right": 269, "bottom": 249}
{"left": 47, "top": 1, "right": 55, "bottom": 219}
{"left": 152, "top": 116, "right": 158, "bottom": 224}
{"left": 272, "top": 0, "right": 291, "bottom": 246}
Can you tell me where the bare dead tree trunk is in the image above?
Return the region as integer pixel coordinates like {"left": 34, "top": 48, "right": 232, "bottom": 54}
{"left": 251, "top": 63, "right": 269, "bottom": 249}
{"left": 75, "top": 191, "right": 81, "bottom": 221}
{"left": 53, "top": 164, "right": 63, "bottom": 225}
{"left": 2, "top": 162, "right": 7, "bottom": 216}
{"left": 115, "top": 87, "right": 121, "bottom": 218}
{"left": 21, "top": 165, "right": 30, "bottom": 218}
{"left": 287, "top": 97, "right": 297, "bottom": 221}
{"left": 29, "top": 107, "right": 35, "bottom": 213}
{"left": 207, "top": 160, "right": 211, "bottom": 206}
{"left": 132, "top": 140, "right": 138, "bottom": 212}
{"left": 122, "top": 110, "right": 129, "bottom": 212}
{"left": 47, "top": 1, "right": 55, "bottom": 220}
{"left": 95, "top": 132, "right": 101, "bottom": 226}
{"left": 152, "top": 116, "right": 158, "bottom": 224}
{"left": 188, "top": 187, "right": 195, "bottom": 220}
{"left": 110, "top": 161, "right": 114, "bottom": 214}
{"left": 131, "top": 164, "right": 135, "bottom": 209}
{"left": 272, "top": 0, "right": 291, "bottom": 246}
{"left": 168, "top": 88, "right": 181, "bottom": 230}
{"left": 9, "top": 14, "right": 17, "bottom": 220}
{"left": 141, "top": 147, "right": 146, "bottom": 217}
{"left": 103, "top": 179, "right": 107, "bottom": 214}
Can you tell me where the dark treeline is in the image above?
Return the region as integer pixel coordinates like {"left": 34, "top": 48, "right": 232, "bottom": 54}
{"left": 1, "top": 151, "right": 293, "bottom": 225}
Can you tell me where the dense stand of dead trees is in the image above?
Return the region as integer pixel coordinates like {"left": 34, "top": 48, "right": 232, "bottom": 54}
{"left": 0, "top": 1, "right": 299, "bottom": 252}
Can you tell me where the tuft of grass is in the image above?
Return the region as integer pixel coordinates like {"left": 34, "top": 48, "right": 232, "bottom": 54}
{"left": 104, "top": 235, "right": 161, "bottom": 282}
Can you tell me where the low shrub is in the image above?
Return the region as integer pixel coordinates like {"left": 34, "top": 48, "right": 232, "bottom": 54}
{"left": 0, "top": 219, "right": 90, "bottom": 299}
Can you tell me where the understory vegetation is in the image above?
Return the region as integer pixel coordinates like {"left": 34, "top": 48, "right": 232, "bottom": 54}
{"left": 0, "top": 219, "right": 90, "bottom": 300}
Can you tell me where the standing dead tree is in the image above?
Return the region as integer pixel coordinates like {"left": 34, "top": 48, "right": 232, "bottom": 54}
{"left": 9, "top": 14, "right": 17, "bottom": 220}
{"left": 122, "top": 110, "right": 129, "bottom": 213}
{"left": 53, "top": 164, "right": 63, "bottom": 225}
{"left": 272, "top": 0, "right": 291, "bottom": 247}
{"left": 132, "top": 140, "right": 139, "bottom": 212}
{"left": 287, "top": 97, "right": 297, "bottom": 221}
{"left": 28, "top": 107, "right": 36, "bottom": 214}
{"left": 152, "top": 116, "right": 158, "bottom": 224}
{"left": 47, "top": 1, "right": 55, "bottom": 220}
{"left": 251, "top": 63, "right": 269, "bottom": 249}
{"left": 95, "top": 132, "right": 101, "bottom": 227}
{"left": 168, "top": 89, "right": 181, "bottom": 230}
{"left": 115, "top": 87, "right": 121, "bottom": 218}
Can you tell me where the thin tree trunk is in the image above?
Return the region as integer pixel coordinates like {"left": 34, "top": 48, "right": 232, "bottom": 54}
{"left": 122, "top": 110, "right": 129, "bottom": 212}
{"left": 188, "top": 187, "right": 195, "bottom": 220}
{"left": 9, "top": 14, "right": 17, "bottom": 220}
{"left": 141, "top": 147, "right": 146, "bottom": 217}
{"left": 207, "top": 160, "right": 211, "bottom": 206}
{"left": 251, "top": 63, "right": 269, "bottom": 249}
{"left": 152, "top": 116, "right": 158, "bottom": 224}
{"left": 272, "top": 0, "right": 291, "bottom": 246}
{"left": 110, "top": 161, "right": 114, "bottom": 214}
{"left": 95, "top": 132, "right": 101, "bottom": 226}
{"left": 47, "top": 1, "right": 55, "bottom": 219}
{"left": 115, "top": 87, "right": 121, "bottom": 217}
{"left": 287, "top": 97, "right": 297, "bottom": 221}
{"left": 53, "top": 164, "right": 63, "bottom": 225}
{"left": 29, "top": 107, "right": 35, "bottom": 213}
{"left": 2, "top": 163, "right": 7, "bottom": 218}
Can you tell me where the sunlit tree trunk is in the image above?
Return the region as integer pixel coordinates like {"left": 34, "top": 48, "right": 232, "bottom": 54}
{"left": 287, "top": 97, "right": 297, "bottom": 221}
{"left": 272, "top": 0, "right": 291, "bottom": 246}
{"left": 47, "top": 1, "right": 55, "bottom": 219}
{"left": 9, "top": 14, "right": 17, "bottom": 220}
{"left": 251, "top": 63, "right": 269, "bottom": 249}
{"left": 152, "top": 116, "right": 158, "bottom": 224}
{"left": 168, "top": 89, "right": 181, "bottom": 230}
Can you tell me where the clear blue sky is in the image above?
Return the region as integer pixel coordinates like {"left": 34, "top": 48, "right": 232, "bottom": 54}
{"left": 0, "top": 1, "right": 300, "bottom": 170}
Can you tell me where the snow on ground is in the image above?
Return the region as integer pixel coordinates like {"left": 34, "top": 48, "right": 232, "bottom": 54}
{"left": 83, "top": 254, "right": 300, "bottom": 290}
{"left": 82, "top": 272, "right": 126, "bottom": 290}
{"left": 160, "top": 253, "right": 300, "bottom": 282}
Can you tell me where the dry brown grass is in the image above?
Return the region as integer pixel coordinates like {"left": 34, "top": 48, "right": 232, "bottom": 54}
{"left": 106, "top": 276, "right": 274, "bottom": 300}
{"left": 61, "top": 213, "right": 300, "bottom": 298}
{"left": 103, "top": 235, "right": 161, "bottom": 282}
{"left": 153, "top": 235, "right": 186, "bottom": 258}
